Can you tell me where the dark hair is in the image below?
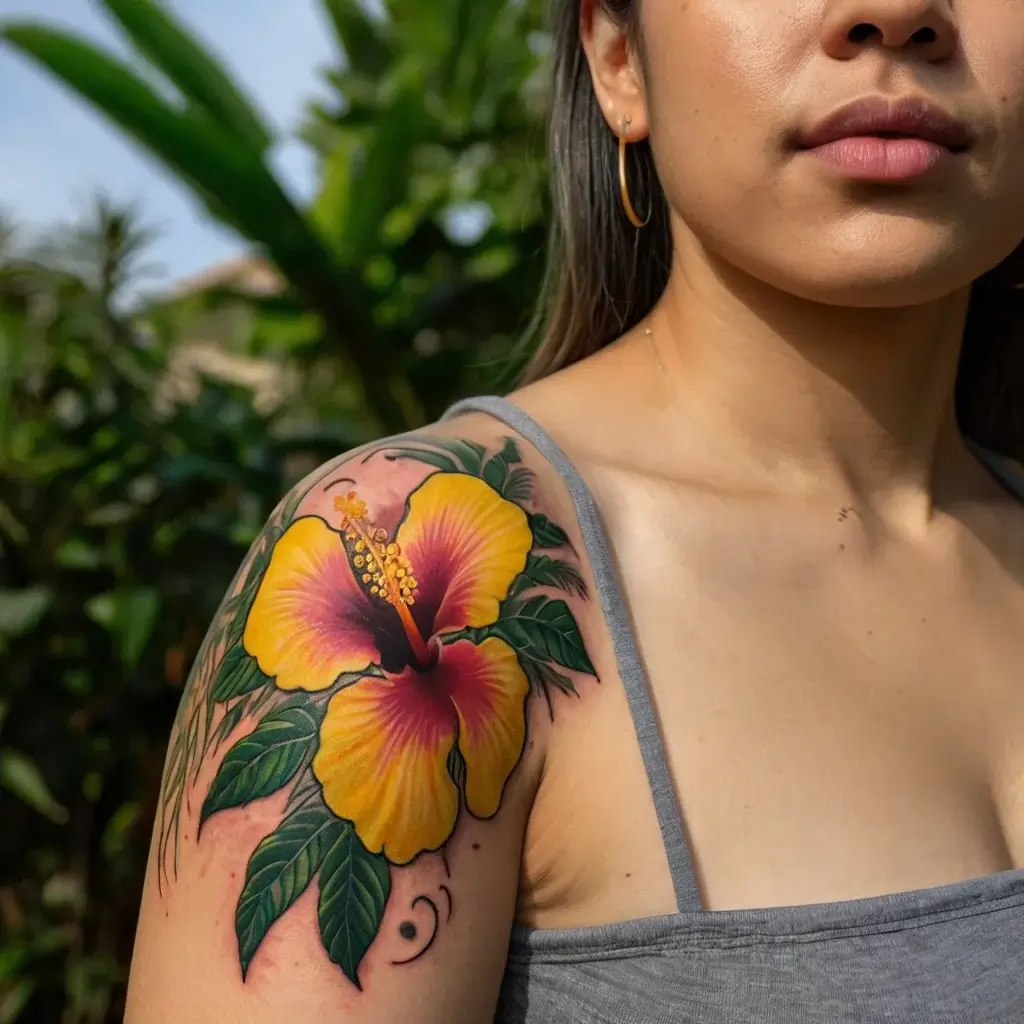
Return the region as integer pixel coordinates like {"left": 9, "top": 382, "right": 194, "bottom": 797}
{"left": 524, "top": 0, "right": 1024, "bottom": 461}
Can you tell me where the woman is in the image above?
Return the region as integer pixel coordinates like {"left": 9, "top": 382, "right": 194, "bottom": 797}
{"left": 126, "top": 1, "right": 1024, "bottom": 1021}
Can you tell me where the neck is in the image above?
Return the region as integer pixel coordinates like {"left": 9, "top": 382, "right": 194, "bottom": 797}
{"left": 645, "top": 242, "right": 976, "bottom": 524}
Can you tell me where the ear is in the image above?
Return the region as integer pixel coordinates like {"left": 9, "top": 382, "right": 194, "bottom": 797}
{"left": 579, "top": 0, "right": 649, "bottom": 140}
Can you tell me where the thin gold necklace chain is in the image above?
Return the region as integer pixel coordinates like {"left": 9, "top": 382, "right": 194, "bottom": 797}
{"left": 644, "top": 321, "right": 684, "bottom": 412}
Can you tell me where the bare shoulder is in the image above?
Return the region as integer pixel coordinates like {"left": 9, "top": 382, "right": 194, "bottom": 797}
{"left": 126, "top": 418, "right": 598, "bottom": 1023}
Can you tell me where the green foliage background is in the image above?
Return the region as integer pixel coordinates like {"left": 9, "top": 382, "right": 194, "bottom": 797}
{"left": 0, "top": 1, "right": 552, "bottom": 1017}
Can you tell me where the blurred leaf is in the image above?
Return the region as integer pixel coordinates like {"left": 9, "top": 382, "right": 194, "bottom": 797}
{"left": 319, "top": 0, "right": 392, "bottom": 77}
{"left": 0, "top": 589, "right": 52, "bottom": 638}
{"left": 335, "top": 88, "right": 425, "bottom": 262}
{"left": 100, "top": 0, "right": 272, "bottom": 154}
{"left": 0, "top": 750, "right": 68, "bottom": 824}
{"left": 0, "top": 946, "right": 29, "bottom": 986}
{"left": 0, "top": 22, "right": 413, "bottom": 433}
{"left": 85, "top": 588, "right": 161, "bottom": 668}
{"left": 101, "top": 801, "right": 142, "bottom": 862}
{"left": 41, "top": 873, "right": 85, "bottom": 913}
{"left": 0, "top": 979, "right": 35, "bottom": 1024}
{"left": 64, "top": 955, "right": 117, "bottom": 1023}
{"left": 0, "top": 24, "right": 349, "bottom": 296}
{"left": 53, "top": 540, "right": 103, "bottom": 570}
{"left": 309, "top": 132, "right": 357, "bottom": 248}
{"left": 467, "top": 245, "right": 517, "bottom": 281}
{"left": 0, "top": 24, "right": 264, "bottom": 236}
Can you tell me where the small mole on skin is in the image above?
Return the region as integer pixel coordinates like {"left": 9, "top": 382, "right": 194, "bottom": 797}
{"left": 625, "top": 873, "right": 632, "bottom": 879}
{"left": 839, "top": 543, "right": 846, "bottom": 552}
{"left": 399, "top": 921, "right": 418, "bottom": 941}
{"left": 472, "top": 842, "right": 481, "bottom": 851}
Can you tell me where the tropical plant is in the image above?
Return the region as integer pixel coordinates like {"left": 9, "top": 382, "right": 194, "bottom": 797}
{"left": 0, "top": 203, "right": 290, "bottom": 1021}
{"left": 1, "top": 0, "right": 551, "bottom": 433}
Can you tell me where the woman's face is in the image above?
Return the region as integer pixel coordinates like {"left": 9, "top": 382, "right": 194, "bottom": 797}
{"left": 590, "top": 0, "right": 1024, "bottom": 305}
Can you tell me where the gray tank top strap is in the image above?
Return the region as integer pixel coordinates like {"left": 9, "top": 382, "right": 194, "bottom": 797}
{"left": 966, "top": 438, "right": 1024, "bottom": 502}
{"left": 443, "top": 396, "right": 704, "bottom": 912}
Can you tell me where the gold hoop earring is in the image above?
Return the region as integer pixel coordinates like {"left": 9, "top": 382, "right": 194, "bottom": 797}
{"left": 618, "top": 115, "right": 651, "bottom": 229}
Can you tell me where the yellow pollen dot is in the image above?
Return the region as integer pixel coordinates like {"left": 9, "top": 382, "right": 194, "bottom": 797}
{"left": 386, "top": 543, "right": 398, "bottom": 556}
{"left": 334, "top": 493, "right": 368, "bottom": 521}
{"left": 354, "top": 540, "right": 366, "bottom": 553}
{"left": 370, "top": 586, "right": 379, "bottom": 595}
{"left": 395, "top": 567, "right": 406, "bottom": 579}
{"left": 375, "top": 528, "right": 388, "bottom": 543}
{"left": 353, "top": 554, "right": 365, "bottom": 568}
{"left": 366, "top": 558, "right": 375, "bottom": 570}
{"left": 405, "top": 596, "right": 415, "bottom": 606}
{"left": 346, "top": 532, "right": 356, "bottom": 542}
{"left": 362, "top": 573, "right": 372, "bottom": 584}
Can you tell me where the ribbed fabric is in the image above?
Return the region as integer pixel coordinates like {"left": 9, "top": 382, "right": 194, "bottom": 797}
{"left": 445, "top": 397, "right": 1024, "bottom": 1024}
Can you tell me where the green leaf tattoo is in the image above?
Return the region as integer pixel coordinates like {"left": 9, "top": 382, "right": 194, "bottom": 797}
{"left": 423, "top": 437, "right": 487, "bottom": 476}
{"left": 476, "top": 595, "right": 595, "bottom": 676}
{"left": 529, "top": 512, "right": 570, "bottom": 549}
{"left": 159, "top": 434, "right": 596, "bottom": 989}
{"left": 318, "top": 825, "right": 392, "bottom": 989}
{"left": 210, "top": 645, "right": 271, "bottom": 702}
{"left": 200, "top": 701, "right": 322, "bottom": 827}
{"left": 511, "top": 553, "right": 587, "bottom": 599}
{"left": 236, "top": 801, "right": 344, "bottom": 977}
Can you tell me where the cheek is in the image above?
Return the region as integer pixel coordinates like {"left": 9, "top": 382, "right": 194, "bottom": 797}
{"left": 964, "top": 23, "right": 1024, "bottom": 142}
{"left": 953, "top": 17, "right": 1024, "bottom": 235}
{"left": 641, "top": 1, "right": 810, "bottom": 225}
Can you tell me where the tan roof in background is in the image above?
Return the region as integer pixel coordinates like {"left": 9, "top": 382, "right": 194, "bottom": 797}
{"left": 166, "top": 253, "right": 284, "bottom": 300}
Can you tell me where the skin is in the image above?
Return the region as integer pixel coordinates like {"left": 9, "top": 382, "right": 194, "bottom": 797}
{"left": 127, "top": 1, "right": 1024, "bottom": 1020}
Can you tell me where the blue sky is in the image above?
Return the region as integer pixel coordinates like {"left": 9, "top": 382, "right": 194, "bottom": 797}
{"left": 0, "top": 0, "right": 336, "bottom": 284}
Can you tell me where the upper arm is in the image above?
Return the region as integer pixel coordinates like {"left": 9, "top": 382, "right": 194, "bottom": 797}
{"left": 125, "top": 425, "right": 597, "bottom": 1023}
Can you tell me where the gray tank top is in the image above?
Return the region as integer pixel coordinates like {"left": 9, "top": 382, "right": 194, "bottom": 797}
{"left": 445, "top": 397, "right": 1024, "bottom": 1024}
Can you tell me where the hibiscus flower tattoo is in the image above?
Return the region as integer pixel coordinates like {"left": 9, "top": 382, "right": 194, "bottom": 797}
{"left": 156, "top": 435, "right": 595, "bottom": 987}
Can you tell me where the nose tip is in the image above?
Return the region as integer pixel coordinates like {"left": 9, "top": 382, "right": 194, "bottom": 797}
{"left": 823, "top": 1, "right": 958, "bottom": 62}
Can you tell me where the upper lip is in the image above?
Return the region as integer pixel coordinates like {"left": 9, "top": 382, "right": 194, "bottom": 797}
{"left": 797, "top": 95, "right": 973, "bottom": 152}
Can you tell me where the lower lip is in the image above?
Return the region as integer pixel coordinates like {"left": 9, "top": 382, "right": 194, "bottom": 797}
{"left": 805, "top": 136, "right": 951, "bottom": 182}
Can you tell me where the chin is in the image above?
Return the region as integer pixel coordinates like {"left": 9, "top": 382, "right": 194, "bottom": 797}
{"left": 775, "top": 264, "right": 976, "bottom": 309}
{"left": 734, "top": 237, "right": 995, "bottom": 309}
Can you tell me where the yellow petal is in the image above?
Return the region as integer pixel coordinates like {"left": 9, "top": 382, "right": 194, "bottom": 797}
{"left": 243, "top": 517, "right": 384, "bottom": 691}
{"left": 444, "top": 638, "right": 529, "bottom": 819}
{"left": 312, "top": 672, "right": 459, "bottom": 865}
{"left": 396, "top": 472, "right": 532, "bottom": 634}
